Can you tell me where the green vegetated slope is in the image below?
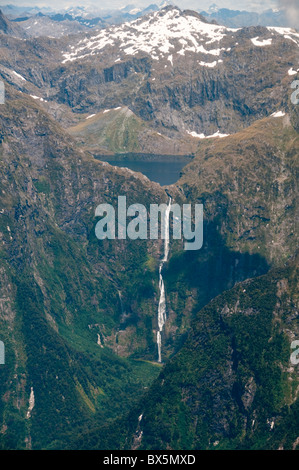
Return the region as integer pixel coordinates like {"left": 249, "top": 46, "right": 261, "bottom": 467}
{"left": 72, "top": 256, "right": 298, "bottom": 450}
{"left": 67, "top": 100, "right": 299, "bottom": 450}
{"left": 67, "top": 106, "right": 197, "bottom": 156}
{"left": 178, "top": 113, "right": 298, "bottom": 264}
{"left": 136, "top": 103, "right": 299, "bottom": 450}
{"left": 149, "top": 107, "right": 298, "bottom": 361}
{"left": 127, "top": 257, "right": 299, "bottom": 450}
{"left": 68, "top": 107, "right": 145, "bottom": 155}
{"left": 0, "top": 86, "right": 166, "bottom": 449}
{"left": 0, "top": 63, "right": 298, "bottom": 450}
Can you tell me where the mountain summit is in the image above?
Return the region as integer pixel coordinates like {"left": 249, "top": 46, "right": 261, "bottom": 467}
{"left": 61, "top": 6, "right": 299, "bottom": 66}
{"left": 62, "top": 7, "right": 232, "bottom": 64}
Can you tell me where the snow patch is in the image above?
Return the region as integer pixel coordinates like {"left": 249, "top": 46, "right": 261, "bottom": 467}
{"left": 12, "top": 71, "right": 26, "bottom": 81}
{"left": 187, "top": 130, "right": 230, "bottom": 139}
{"left": 267, "top": 27, "right": 299, "bottom": 46}
{"left": 62, "top": 9, "right": 237, "bottom": 63}
{"left": 251, "top": 37, "right": 272, "bottom": 47}
{"left": 30, "top": 95, "right": 47, "bottom": 102}
{"left": 198, "top": 59, "right": 223, "bottom": 68}
{"left": 271, "top": 111, "right": 286, "bottom": 118}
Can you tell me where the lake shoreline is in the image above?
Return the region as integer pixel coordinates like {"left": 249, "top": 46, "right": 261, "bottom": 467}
{"left": 94, "top": 153, "right": 194, "bottom": 163}
{"left": 93, "top": 154, "right": 192, "bottom": 185}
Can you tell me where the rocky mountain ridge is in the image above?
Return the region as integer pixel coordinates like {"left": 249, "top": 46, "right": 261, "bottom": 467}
{"left": 1, "top": 7, "right": 298, "bottom": 155}
{"left": 0, "top": 5, "right": 298, "bottom": 450}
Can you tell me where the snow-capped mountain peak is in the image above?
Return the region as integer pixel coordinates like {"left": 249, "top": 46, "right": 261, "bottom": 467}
{"left": 61, "top": 5, "right": 299, "bottom": 69}
{"left": 62, "top": 7, "right": 234, "bottom": 64}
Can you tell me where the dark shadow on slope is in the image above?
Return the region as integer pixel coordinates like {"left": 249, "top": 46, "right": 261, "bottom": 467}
{"left": 163, "top": 217, "right": 270, "bottom": 355}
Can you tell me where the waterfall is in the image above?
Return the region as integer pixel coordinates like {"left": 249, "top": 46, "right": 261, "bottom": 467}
{"left": 118, "top": 290, "right": 124, "bottom": 316}
{"left": 157, "top": 197, "right": 171, "bottom": 363}
{"left": 26, "top": 387, "right": 35, "bottom": 419}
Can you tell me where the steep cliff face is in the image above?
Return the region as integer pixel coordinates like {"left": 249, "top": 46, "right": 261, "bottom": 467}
{"left": 0, "top": 6, "right": 298, "bottom": 451}
{"left": 153, "top": 108, "right": 298, "bottom": 361}
{"left": 0, "top": 7, "right": 298, "bottom": 153}
{"left": 76, "top": 257, "right": 298, "bottom": 450}
{"left": 126, "top": 257, "right": 298, "bottom": 450}
{"left": 0, "top": 79, "right": 298, "bottom": 449}
{"left": 53, "top": 12, "right": 299, "bottom": 140}
{"left": 0, "top": 10, "right": 26, "bottom": 38}
{"left": 115, "top": 97, "right": 298, "bottom": 451}
{"left": 178, "top": 113, "right": 298, "bottom": 265}
{"left": 0, "top": 86, "right": 167, "bottom": 449}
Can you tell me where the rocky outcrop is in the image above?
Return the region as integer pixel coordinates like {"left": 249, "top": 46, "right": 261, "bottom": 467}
{"left": 1, "top": 7, "right": 298, "bottom": 143}
{"left": 0, "top": 10, "right": 26, "bottom": 38}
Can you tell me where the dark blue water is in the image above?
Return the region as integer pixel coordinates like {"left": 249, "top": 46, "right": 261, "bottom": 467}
{"left": 96, "top": 155, "right": 192, "bottom": 186}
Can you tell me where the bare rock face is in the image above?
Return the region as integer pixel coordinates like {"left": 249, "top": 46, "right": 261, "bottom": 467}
{"left": 0, "top": 9, "right": 26, "bottom": 38}
{"left": 116, "top": 258, "right": 298, "bottom": 451}
{"left": 0, "top": 6, "right": 298, "bottom": 451}
{"left": 1, "top": 7, "right": 299, "bottom": 145}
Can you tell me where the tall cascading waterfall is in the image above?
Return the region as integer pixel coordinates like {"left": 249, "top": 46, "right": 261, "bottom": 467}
{"left": 157, "top": 197, "right": 171, "bottom": 363}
